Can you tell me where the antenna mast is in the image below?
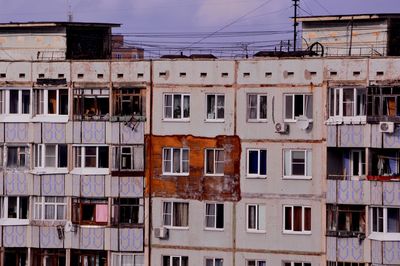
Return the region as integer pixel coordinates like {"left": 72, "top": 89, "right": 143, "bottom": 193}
{"left": 66, "top": 0, "right": 73, "bottom": 22}
{"left": 292, "top": 0, "right": 299, "bottom": 52}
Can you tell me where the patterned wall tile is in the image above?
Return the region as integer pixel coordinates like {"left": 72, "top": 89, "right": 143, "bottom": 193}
{"left": 42, "top": 123, "right": 66, "bottom": 143}
{"left": 327, "top": 237, "right": 337, "bottom": 261}
{"left": 80, "top": 227, "right": 104, "bottom": 250}
{"left": 339, "top": 125, "right": 365, "bottom": 147}
{"left": 371, "top": 240, "right": 383, "bottom": 264}
{"left": 32, "top": 123, "right": 41, "bottom": 143}
{"left": 337, "top": 238, "right": 364, "bottom": 262}
{"left": 81, "top": 175, "right": 105, "bottom": 197}
{"left": 30, "top": 226, "right": 40, "bottom": 248}
{"left": 383, "top": 241, "right": 400, "bottom": 264}
{"left": 110, "top": 228, "right": 119, "bottom": 251}
{"left": 5, "top": 172, "right": 31, "bottom": 195}
{"left": 81, "top": 122, "right": 106, "bottom": 144}
{"left": 119, "top": 228, "right": 143, "bottom": 252}
{"left": 72, "top": 175, "right": 80, "bottom": 197}
{"left": 42, "top": 175, "right": 65, "bottom": 196}
{"left": 40, "top": 226, "right": 64, "bottom": 249}
{"left": 3, "top": 226, "right": 27, "bottom": 247}
{"left": 0, "top": 123, "right": 4, "bottom": 142}
{"left": 327, "top": 126, "right": 337, "bottom": 147}
{"left": 337, "top": 180, "right": 365, "bottom": 204}
{"left": 33, "top": 175, "right": 41, "bottom": 196}
{"left": 73, "top": 122, "right": 81, "bottom": 143}
{"left": 383, "top": 126, "right": 400, "bottom": 148}
{"left": 120, "top": 122, "right": 144, "bottom": 144}
{"left": 5, "top": 123, "right": 29, "bottom": 142}
{"left": 370, "top": 181, "right": 383, "bottom": 205}
{"left": 327, "top": 180, "right": 337, "bottom": 203}
{"left": 119, "top": 177, "right": 143, "bottom": 198}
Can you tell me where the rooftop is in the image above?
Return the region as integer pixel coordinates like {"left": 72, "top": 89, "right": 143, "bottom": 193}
{"left": 297, "top": 13, "right": 400, "bottom": 22}
{"left": 0, "top": 21, "right": 120, "bottom": 28}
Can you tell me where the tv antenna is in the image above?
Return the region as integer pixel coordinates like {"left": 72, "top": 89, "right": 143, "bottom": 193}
{"left": 292, "top": 0, "right": 299, "bottom": 52}
{"left": 66, "top": 0, "right": 73, "bottom": 22}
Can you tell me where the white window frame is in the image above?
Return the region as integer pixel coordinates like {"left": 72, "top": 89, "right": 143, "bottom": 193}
{"left": 1, "top": 88, "right": 31, "bottom": 115}
{"left": 371, "top": 206, "right": 400, "bottom": 236}
{"left": 162, "top": 148, "right": 189, "bottom": 175}
{"left": 162, "top": 201, "right": 189, "bottom": 229}
{"left": 0, "top": 196, "right": 29, "bottom": 225}
{"left": 33, "top": 88, "right": 69, "bottom": 116}
{"left": 205, "top": 203, "right": 224, "bottom": 230}
{"left": 205, "top": 258, "right": 223, "bottom": 266}
{"left": 111, "top": 253, "right": 144, "bottom": 266}
{"left": 162, "top": 255, "right": 188, "bottom": 266}
{"left": 283, "top": 205, "right": 312, "bottom": 234}
{"left": 6, "top": 145, "right": 29, "bottom": 169}
{"left": 329, "top": 87, "right": 366, "bottom": 118}
{"left": 246, "top": 259, "right": 266, "bottom": 266}
{"left": 284, "top": 94, "right": 313, "bottom": 122}
{"left": 247, "top": 149, "right": 267, "bottom": 178}
{"left": 33, "top": 196, "right": 67, "bottom": 221}
{"left": 246, "top": 204, "right": 266, "bottom": 233}
{"left": 283, "top": 262, "right": 311, "bottom": 266}
{"left": 350, "top": 150, "right": 366, "bottom": 178}
{"left": 283, "top": 149, "right": 312, "bottom": 179}
{"left": 205, "top": 148, "right": 224, "bottom": 176}
{"left": 163, "top": 93, "right": 190, "bottom": 121}
{"left": 34, "top": 144, "right": 68, "bottom": 170}
{"left": 73, "top": 145, "right": 108, "bottom": 168}
{"left": 111, "top": 145, "right": 144, "bottom": 172}
{"left": 206, "top": 94, "right": 225, "bottom": 121}
{"left": 247, "top": 94, "right": 267, "bottom": 122}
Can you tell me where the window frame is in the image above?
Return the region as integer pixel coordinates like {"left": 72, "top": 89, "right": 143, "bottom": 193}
{"left": 0, "top": 88, "right": 31, "bottom": 115}
{"left": 371, "top": 206, "right": 400, "bottom": 234}
{"left": 246, "top": 204, "right": 266, "bottom": 233}
{"left": 162, "top": 147, "right": 189, "bottom": 175}
{"left": 283, "top": 205, "right": 312, "bottom": 234}
{"left": 247, "top": 94, "right": 267, "bottom": 122}
{"left": 112, "top": 198, "right": 144, "bottom": 226}
{"left": 246, "top": 259, "right": 266, "bottom": 266}
{"left": 33, "top": 88, "right": 69, "bottom": 116}
{"left": 112, "top": 87, "right": 145, "bottom": 117}
{"left": 204, "top": 148, "right": 225, "bottom": 176}
{"left": 111, "top": 253, "right": 144, "bottom": 266}
{"left": 33, "top": 196, "right": 67, "bottom": 221}
{"left": 247, "top": 149, "right": 267, "bottom": 178}
{"left": 73, "top": 145, "right": 109, "bottom": 169}
{"left": 206, "top": 94, "right": 225, "bottom": 122}
{"left": 163, "top": 93, "right": 190, "bottom": 121}
{"left": 284, "top": 93, "right": 313, "bottom": 122}
{"left": 205, "top": 257, "right": 223, "bottom": 266}
{"left": 111, "top": 145, "right": 144, "bottom": 172}
{"left": 162, "top": 201, "right": 189, "bottom": 229}
{"left": 283, "top": 262, "right": 311, "bottom": 266}
{"left": 329, "top": 87, "right": 366, "bottom": 118}
{"left": 0, "top": 196, "right": 29, "bottom": 225}
{"left": 162, "top": 255, "right": 189, "bottom": 266}
{"left": 283, "top": 149, "right": 312, "bottom": 179}
{"left": 6, "top": 145, "right": 29, "bottom": 169}
{"left": 72, "top": 198, "right": 109, "bottom": 225}
{"left": 73, "top": 88, "right": 110, "bottom": 121}
{"left": 34, "top": 144, "right": 68, "bottom": 170}
{"left": 204, "top": 202, "right": 224, "bottom": 231}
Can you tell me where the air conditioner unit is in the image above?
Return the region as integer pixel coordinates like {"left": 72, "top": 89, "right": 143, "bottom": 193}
{"left": 275, "top": 122, "right": 289, "bottom": 134}
{"left": 154, "top": 227, "right": 169, "bottom": 239}
{"left": 379, "top": 122, "right": 394, "bottom": 133}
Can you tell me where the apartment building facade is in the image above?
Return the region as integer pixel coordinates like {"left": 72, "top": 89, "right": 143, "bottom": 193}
{"left": 0, "top": 15, "right": 399, "bottom": 266}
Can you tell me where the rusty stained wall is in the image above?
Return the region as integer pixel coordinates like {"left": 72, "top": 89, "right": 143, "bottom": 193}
{"left": 145, "top": 135, "right": 241, "bottom": 201}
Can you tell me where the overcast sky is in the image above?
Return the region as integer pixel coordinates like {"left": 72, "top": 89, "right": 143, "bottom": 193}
{"left": 1, "top": 0, "right": 399, "bottom": 56}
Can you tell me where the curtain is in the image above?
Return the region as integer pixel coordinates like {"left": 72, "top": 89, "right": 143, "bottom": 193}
{"left": 205, "top": 204, "right": 215, "bottom": 228}
{"left": 293, "top": 206, "right": 302, "bottom": 231}
{"left": 174, "top": 203, "right": 188, "bottom": 227}
{"left": 164, "top": 94, "right": 172, "bottom": 118}
{"left": 163, "top": 202, "right": 171, "bottom": 226}
{"left": 206, "top": 150, "right": 214, "bottom": 174}
{"left": 248, "top": 205, "right": 256, "bottom": 229}
{"left": 163, "top": 149, "right": 171, "bottom": 173}
{"left": 207, "top": 95, "right": 216, "bottom": 119}
{"left": 248, "top": 95, "right": 257, "bottom": 119}
{"left": 305, "top": 95, "right": 313, "bottom": 118}
{"left": 217, "top": 95, "right": 224, "bottom": 119}
{"left": 183, "top": 95, "right": 190, "bottom": 118}
{"left": 215, "top": 150, "right": 224, "bottom": 174}
{"left": 95, "top": 204, "right": 108, "bottom": 223}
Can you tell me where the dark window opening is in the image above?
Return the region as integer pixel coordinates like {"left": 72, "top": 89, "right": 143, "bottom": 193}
{"left": 113, "top": 198, "right": 143, "bottom": 225}
{"left": 327, "top": 205, "right": 365, "bottom": 236}
{"left": 113, "top": 88, "right": 145, "bottom": 117}
{"left": 71, "top": 250, "right": 107, "bottom": 266}
{"left": 73, "top": 88, "right": 109, "bottom": 120}
{"left": 4, "top": 248, "right": 27, "bottom": 266}
{"left": 72, "top": 198, "right": 108, "bottom": 225}
{"left": 31, "top": 249, "right": 66, "bottom": 266}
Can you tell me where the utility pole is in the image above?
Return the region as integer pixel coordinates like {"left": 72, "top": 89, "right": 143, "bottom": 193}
{"left": 293, "top": 0, "right": 299, "bottom": 52}
{"left": 66, "top": 0, "right": 73, "bottom": 22}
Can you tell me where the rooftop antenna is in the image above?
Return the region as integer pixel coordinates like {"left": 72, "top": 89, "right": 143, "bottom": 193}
{"left": 66, "top": 0, "right": 73, "bottom": 22}
{"left": 292, "top": 0, "right": 299, "bottom": 52}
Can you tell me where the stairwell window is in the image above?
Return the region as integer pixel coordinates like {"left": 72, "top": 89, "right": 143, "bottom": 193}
{"left": 162, "top": 202, "right": 189, "bottom": 228}
{"left": 283, "top": 205, "right": 311, "bottom": 234}
{"left": 247, "top": 149, "right": 267, "bottom": 178}
{"left": 247, "top": 94, "right": 267, "bottom": 122}
{"left": 205, "top": 149, "right": 224, "bottom": 176}
{"left": 163, "top": 93, "right": 190, "bottom": 120}
{"left": 283, "top": 149, "right": 312, "bottom": 179}
{"left": 162, "top": 148, "right": 189, "bottom": 175}
{"left": 33, "top": 88, "right": 68, "bottom": 115}
{"left": 247, "top": 204, "right": 266, "bottom": 232}
{"left": 206, "top": 94, "right": 225, "bottom": 121}
{"left": 284, "top": 94, "right": 312, "bottom": 122}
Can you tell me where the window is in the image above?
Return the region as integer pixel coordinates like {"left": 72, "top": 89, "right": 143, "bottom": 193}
{"left": 350, "top": 150, "right": 366, "bottom": 177}
{"left": 205, "top": 258, "right": 223, "bottom": 266}
{"left": 113, "top": 88, "right": 144, "bottom": 117}
{"left": 247, "top": 260, "right": 266, "bottom": 266}
{"left": 283, "top": 205, "right": 311, "bottom": 234}
{"left": 206, "top": 94, "right": 224, "bottom": 120}
{"left": 73, "top": 88, "right": 109, "bottom": 120}
{"left": 112, "top": 253, "right": 144, "bottom": 266}
{"left": 162, "top": 148, "right": 189, "bottom": 175}
{"left": 163, "top": 202, "right": 189, "bottom": 228}
{"left": 284, "top": 94, "right": 312, "bottom": 121}
{"left": 283, "top": 150, "right": 312, "bottom": 178}
{"left": 283, "top": 262, "right": 311, "bottom": 266}
{"left": 329, "top": 88, "right": 366, "bottom": 117}
{"left": 205, "top": 149, "right": 224, "bottom": 175}
{"left": 33, "top": 88, "right": 68, "bottom": 115}
{"left": 0, "top": 89, "right": 30, "bottom": 115}
{"left": 71, "top": 251, "right": 107, "bottom": 266}
{"left": 163, "top": 93, "right": 190, "bottom": 120}
{"left": 327, "top": 262, "right": 364, "bottom": 266}
{"left": 34, "top": 144, "right": 67, "bottom": 168}
{"left": 247, "top": 94, "right": 267, "bottom": 121}
{"left": 6, "top": 146, "right": 29, "bottom": 168}
{"left": 32, "top": 249, "right": 66, "bottom": 266}
{"left": 74, "top": 146, "right": 109, "bottom": 168}
{"left": 112, "top": 145, "right": 144, "bottom": 171}
{"left": 205, "top": 203, "right": 224, "bottom": 230}
{"left": 72, "top": 198, "right": 108, "bottom": 225}
{"left": 367, "top": 86, "right": 400, "bottom": 119}
{"left": 247, "top": 149, "right": 267, "bottom": 178}
{"left": 162, "top": 256, "right": 188, "bottom": 266}
{"left": 4, "top": 248, "right": 27, "bottom": 266}
{"left": 33, "top": 197, "right": 66, "bottom": 220}
{"left": 247, "top": 204, "right": 266, "bottom": 232}
{"left": 0, "top": 196, "right": 29, "bottom": 220}
{"left": 112, "top": 198, "right": 143, "bottom": 225}
{"left": 371, "top": 207, "right": 400, "bottom": 233}
{"left": 327, "top": 205, "right": 365, "bottom": 236}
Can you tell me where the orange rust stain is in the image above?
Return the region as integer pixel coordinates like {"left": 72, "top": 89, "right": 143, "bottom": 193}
{"left": 145, "top": 135, "right": 241, "bottom": 202}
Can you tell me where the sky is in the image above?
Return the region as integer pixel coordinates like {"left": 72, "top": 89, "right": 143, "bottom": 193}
{"left": 1, "top": 0, "right": 399, "bottom": 56}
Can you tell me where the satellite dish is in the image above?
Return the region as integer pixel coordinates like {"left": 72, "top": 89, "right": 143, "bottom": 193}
{"left": 64, "top": 221, "right": 73, "bottom": 232}
{"left": 296, "top": 115, "right": 310, "bottom": 130}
